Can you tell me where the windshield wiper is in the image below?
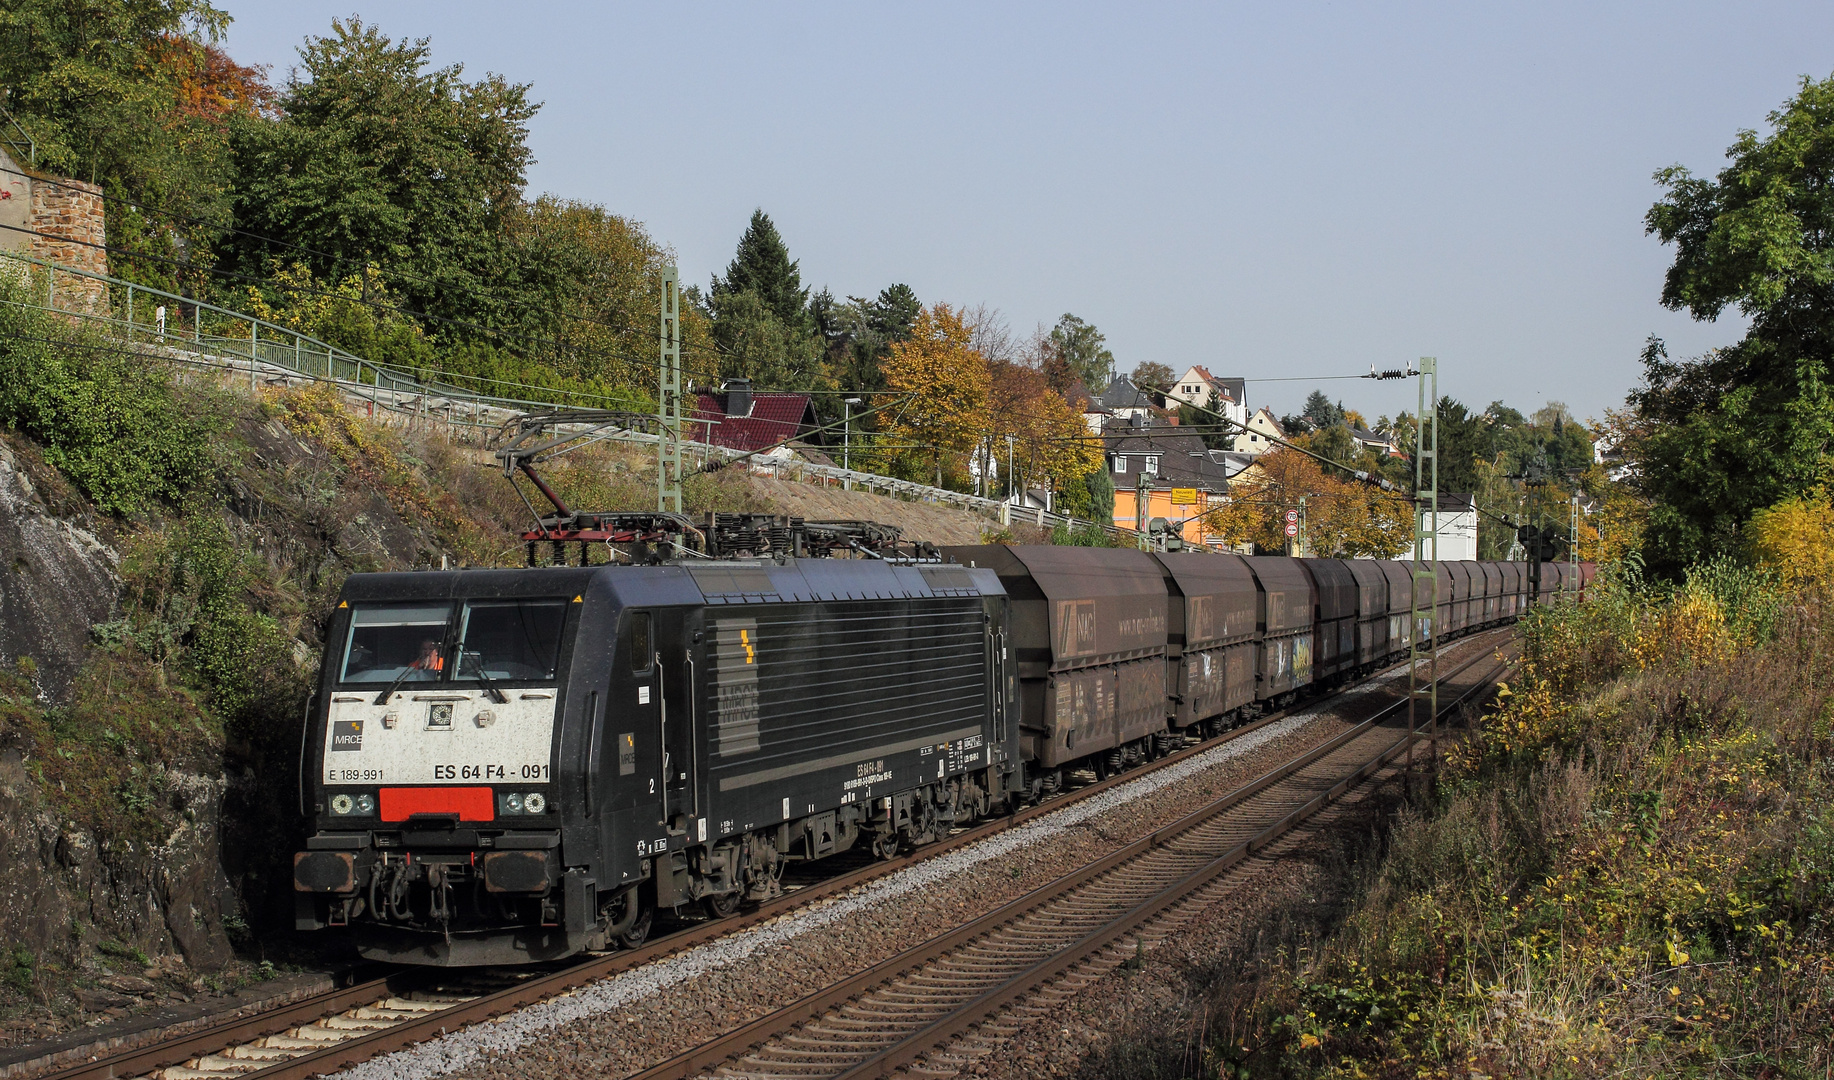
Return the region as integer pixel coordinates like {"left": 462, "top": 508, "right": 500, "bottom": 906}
{"left": 373, "top": 643, "right": 443, "bottom": 706}
{"left": 459, "top": 652, "right": 510, "bottom": 704}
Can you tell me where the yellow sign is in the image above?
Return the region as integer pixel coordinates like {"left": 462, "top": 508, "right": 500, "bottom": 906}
{"left": 1170, "top": 488, "right": 1198, "bottom": 505}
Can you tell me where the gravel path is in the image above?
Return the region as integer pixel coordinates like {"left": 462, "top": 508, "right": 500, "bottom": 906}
{"left": 333, "top": 634, "right": 1509, "bottom": 1080}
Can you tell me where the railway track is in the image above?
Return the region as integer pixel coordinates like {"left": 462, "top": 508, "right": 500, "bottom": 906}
{"left": 633, "top": 647, "right": 1511, "bottom": 1080}
{"left": 32, "top": 629, "right": 1510, "bottom": 1080}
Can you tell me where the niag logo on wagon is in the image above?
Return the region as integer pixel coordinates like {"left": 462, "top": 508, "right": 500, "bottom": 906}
{"left": 330, "top": 720, "right": 363, "bottom": 752}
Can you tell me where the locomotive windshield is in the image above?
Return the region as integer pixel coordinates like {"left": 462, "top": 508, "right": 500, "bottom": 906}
{"left": 339, "top": 604, "right": 451, "bottom": 683}
{"left": 454, "top": 599, "right": 568, "bottom": 681}
{"left": 337, "top": 598, "right": 568, "bottom": 684}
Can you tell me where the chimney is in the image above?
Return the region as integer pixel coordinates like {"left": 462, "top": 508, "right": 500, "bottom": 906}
{"left": 724, "top": 378, "right": 753, "bottom": 417}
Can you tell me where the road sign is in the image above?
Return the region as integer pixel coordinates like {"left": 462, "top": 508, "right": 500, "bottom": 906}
{"left": 1285, "top": 509, "right": 1298, "bottom": 523}
{"left": 1171, "top": 488, "right": 1197, "bottom": 505}
{"left": 1285, "top": 523, "right": 1299, "bottom": 537}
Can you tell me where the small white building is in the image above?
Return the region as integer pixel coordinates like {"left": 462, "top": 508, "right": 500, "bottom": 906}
{"left": 1229, "top": 406, "right": 1285, "bottom": 455}
{"left": 1418, "top": 493, "right": 1478, "bottom": 562}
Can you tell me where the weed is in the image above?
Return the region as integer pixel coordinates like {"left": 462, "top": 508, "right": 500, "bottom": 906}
{"left": 4, "top": 947, "right": 33, "bottom": 993}
{"left": 95, "top": 941, "right": 149, "bottom": 967}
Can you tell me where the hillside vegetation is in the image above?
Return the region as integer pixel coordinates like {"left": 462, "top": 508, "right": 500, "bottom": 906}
{"left": 1077, "top": 565, "right": 1834, "bottom": 1078}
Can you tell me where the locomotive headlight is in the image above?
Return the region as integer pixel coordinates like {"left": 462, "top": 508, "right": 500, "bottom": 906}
{"left": 523, "top": 792, "right": 546, "bottom": 815}
{"left": 330, "top": 794, "right": 354, "bottom": 815}
{"left": 504, "top": 793, "right": 524, "bottom": 814}
{"left": 355, "top": 793, "right": 375, "bottom": 815}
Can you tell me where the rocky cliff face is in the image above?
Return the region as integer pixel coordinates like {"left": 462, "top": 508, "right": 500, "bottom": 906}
{"left": 0, "top": 439, "right": 117, "bottom": 702}
{"left": 0, "top": 439, "right": 246, "bottom": 982}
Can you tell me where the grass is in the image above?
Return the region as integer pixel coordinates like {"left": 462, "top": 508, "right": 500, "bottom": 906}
{"left": 1082, "top": 561, "right": 1834, "bottom": 1078}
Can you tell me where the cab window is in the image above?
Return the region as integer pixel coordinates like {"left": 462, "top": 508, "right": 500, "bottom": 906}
{"left": 454, "top": 599, "right": 569, "bottom": 681}
{"left": 339, "top": 604, "right": 452, "bottom": 683}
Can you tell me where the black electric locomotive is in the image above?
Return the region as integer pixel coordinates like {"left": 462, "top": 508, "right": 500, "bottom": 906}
{"left": 293, "top": 557, "right": 1018, "bottom": 965}
{"left": 293, "top": 533, "right": 1588, "bottom": 967}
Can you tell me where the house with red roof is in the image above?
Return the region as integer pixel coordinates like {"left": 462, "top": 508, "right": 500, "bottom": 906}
{"left": 688, "top": 379, "right": 824, "bottom": 457}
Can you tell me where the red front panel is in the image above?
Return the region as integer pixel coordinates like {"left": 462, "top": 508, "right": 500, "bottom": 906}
{"left": 379, "top": 786, "right": 495, "bottom": 822}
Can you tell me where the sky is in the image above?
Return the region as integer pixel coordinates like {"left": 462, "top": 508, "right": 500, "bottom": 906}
{"left": 216, "top": 1, "right": 1834, "bottom": 426}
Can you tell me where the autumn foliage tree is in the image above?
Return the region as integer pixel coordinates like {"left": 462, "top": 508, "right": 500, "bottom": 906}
{"left": 982, "top": 358, "right": 1103, "bottom": 504}
{"left": 882, "top": 304, "right": 991, "bottom": 488}
{"left": 1203, "top": 448, "right": 1412, "bottom": 556}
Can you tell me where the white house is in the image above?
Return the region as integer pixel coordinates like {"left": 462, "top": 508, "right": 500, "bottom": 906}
{"left": 1229, "top": 406, "right": 1285, "bottom": 455}
{"left": 1164, "top": 367, "right": 1248, "bottom": 429}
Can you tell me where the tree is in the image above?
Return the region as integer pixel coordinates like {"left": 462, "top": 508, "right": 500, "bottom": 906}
{"left": 710, "top": 289, "right": 820, "bottom": 388}
{"left": 1178, "top": 389, "right": 1235, "bottom": 451}
{"left": 1049, "top": 314, "right": 1115, "bottom": 390}
{"left": 1630, "top": 74, "right": 1834, "bottom": 574}
{"left": 0, "top": 0, "right": 256, "bottom": 293}
{"left": 1201, "top": 449, "right": 1411, "bottom": 557}
{"left": 1304, "top": 390, "right": 1346, "bottom": 430}
{"left": 712, "top": 210, "right": 808, "bottom": 328}
{"left": 883, "top": 304, "right": 991, "bottom": 488}
{"left": 1132, "top": 362, "right": 1176, "bottom": 398}
{"left": 0, "top": 0, "right": 230, "bottom": 181}
{"left": 817, "top": 283, "right": 920, "bottom": 395}
{"left": 705, "top": 210, "right": 821, "bottom": 389}
{"left": 225, "top": 19, "right": 537, "bottom": 329}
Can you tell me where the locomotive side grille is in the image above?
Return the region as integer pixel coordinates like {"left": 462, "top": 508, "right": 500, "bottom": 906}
{"left": 707, "top": 600, "right": 987, "bottom": 789}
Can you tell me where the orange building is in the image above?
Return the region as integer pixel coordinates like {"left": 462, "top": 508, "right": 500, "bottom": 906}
{"left": 1104, "top": 419, "right": 1248, "bottom": 549}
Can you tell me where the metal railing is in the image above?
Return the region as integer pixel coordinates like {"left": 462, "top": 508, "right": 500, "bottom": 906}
{"left": 0, "top": 248, "right": 1150, "bottom": 546}
{"left": 0, "top": 92, "right": 34, "bottom": 169}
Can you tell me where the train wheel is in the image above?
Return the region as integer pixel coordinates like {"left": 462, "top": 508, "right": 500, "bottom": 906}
{"left": 617, "top": 902, "right": 653, "bottom": 949}
{"left": 701, "top": 892, "right": 741, "bottom": 920}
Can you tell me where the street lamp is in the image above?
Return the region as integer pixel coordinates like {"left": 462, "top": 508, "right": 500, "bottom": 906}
{"left": 1005, "top": 434, "right": 1016, "bottom": 503}
{"left": 844, "top": 397, "right": 862, "bottom": 489}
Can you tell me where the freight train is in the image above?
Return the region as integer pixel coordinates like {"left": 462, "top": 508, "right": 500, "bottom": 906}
{"left": 292, "top": 538, "right": 1591, "bottom": 966}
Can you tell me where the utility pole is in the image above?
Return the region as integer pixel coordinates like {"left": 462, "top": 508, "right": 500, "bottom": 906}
{"left": 1570, "top": 493, "right": 1580, "bottom": 571}
{"left": 843, "top": 397, "right": 861, "bottom": 490}
{"left": 1298, "top": 495, "right": 1308, "bottom": 558}
{"left": 1005, "top": 435, "right": 1016, "bottom": 503}
{"left": 656, "top": 266, "right": 683, "bottom": 514}
{"left": 1409, "top": 357, "right": 1439, "bottom": 778}
{"left": 1136, "top": 468, "right": 1151, "bottom": 549}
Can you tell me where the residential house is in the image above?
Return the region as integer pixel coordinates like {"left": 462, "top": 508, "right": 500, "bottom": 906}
{"left": 1229, "top": 406, "right": 1285, "bottom": 455}
{"left": 1163, "top": 365, "right": 1216, "bottom": 409}
{"left": 1105, "top": 417, "right": 1250, "bottom": 548}
{"left": 1350, "top": 427, "right": 1403, "bottom": 457}
{"left": 1098, "top": 376, "right": 1157, "bottom": 424}
{"left": 689, "top": 378, "right": 823, "bottom": 457}
{"left": 1062, "top": 381, "right": 1110, "bottom": 435}
{"left": 1163, "top": 367, "right": 1247, "bottom": 429}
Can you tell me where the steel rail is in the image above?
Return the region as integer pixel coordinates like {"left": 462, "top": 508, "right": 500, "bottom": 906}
{"left": 32, "top": 628, "right": 1512, "bottom": 1080}
{"left": 24, "top": 972, "right": 402, "bottom": 1080}
{"left": 832, "top": 655, "right": 1512, "bottom": 1080}
{"left": 628, "top": 645, "right": 1511, "bottom": 1080}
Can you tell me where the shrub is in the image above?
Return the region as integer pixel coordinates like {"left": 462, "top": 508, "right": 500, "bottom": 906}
{"left": 0, "top": 276, "right": 221, "bottom": 516}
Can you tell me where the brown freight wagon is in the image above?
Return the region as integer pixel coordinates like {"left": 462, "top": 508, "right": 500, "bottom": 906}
{"left": 940, "top": 546, "right": 1169, "bottom": 776}
{"left": 1151, "top": 552, "right": 1259, "bottom": 735}
{"left": 1301, "top": 559, "right": 1359, "bottom": 684}
{"left": 1242, "top": 557, "right": 1314, "bottom": 704}
{"left": 1345, "top": 559, "right": 1390, "bottom": 669}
